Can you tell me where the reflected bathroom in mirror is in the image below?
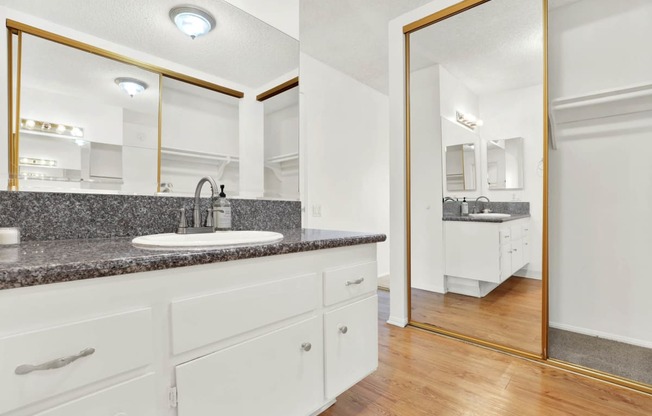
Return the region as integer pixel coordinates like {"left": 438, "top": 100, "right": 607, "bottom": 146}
{"left": 3, "top": 0, "right": 300, "bottom": 200}
{"left": 486, "top": 137, "right": 524, "bottom": 190}
{"left": 408, "top": 0, "right": 544, "bottom": 355}
{"left": 17, "top": 33, "right": 160, "bottom": 194}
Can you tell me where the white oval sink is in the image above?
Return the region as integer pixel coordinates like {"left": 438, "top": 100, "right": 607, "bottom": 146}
{"left": 468, "top": 213, "right": 511, "bottom": 219}
{"left": 132, "top": 231, "right": 283, "bottom": 249}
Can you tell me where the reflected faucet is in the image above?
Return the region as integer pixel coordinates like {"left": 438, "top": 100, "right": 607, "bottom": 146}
{"left": 474, "top": 196, "right": 490, "bottom": 214}
{"left": 443, "top": 197, "right": 458, "bottom": 203}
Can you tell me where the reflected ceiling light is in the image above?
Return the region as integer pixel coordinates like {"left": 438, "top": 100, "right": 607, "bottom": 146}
{"left": 115, "top": 77, "right": 148, "bottom": 97}
{"left": 456, "top": 111, "right": 483, "bottom": 130}
{"left": 20, "top": 118, "right": 84, "bottom": 139}
{"left": 170, "top": 6, "right": 216, "bottom": 39}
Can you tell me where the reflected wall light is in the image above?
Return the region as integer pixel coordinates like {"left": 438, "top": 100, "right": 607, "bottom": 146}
{"left": 115, "top": 77, "right": 148, "bottom": 97}
{"left": 170, "top": 6, "right": 216, "bottom": 39}
{"left": 456, "top": 111, "right": 484, "bottom": 130}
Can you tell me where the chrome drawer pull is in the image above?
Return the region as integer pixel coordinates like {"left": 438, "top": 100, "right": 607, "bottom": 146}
{"left": 301, "top": 342, "right": 312, "bottom": 352}
{"left": 338, "top": 325, "right": 348, "bottom": 334}
{"left": 15, "top": 347, "right": 95, "bottom": 375}
{"left": 345, "top": 278, "right": 365, "bottom": 286}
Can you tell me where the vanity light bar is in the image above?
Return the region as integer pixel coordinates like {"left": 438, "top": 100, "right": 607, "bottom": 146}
{"left": 456, "top": 111, "right": 484, "bottom": 130}
{"left": 19, "top": 157, "right": 57, "bottom": 167}
{"left": 20, "top": 118, "right": 84, "bottom": 138}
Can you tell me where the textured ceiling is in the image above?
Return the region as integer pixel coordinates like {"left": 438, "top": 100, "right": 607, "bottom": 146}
{"left": 410, "top": 0, "right": 543, "bottom": 96}
{"left": 300, "top": 0, "right": 436, "bottom": 94}
{"left": 0, "top": 0, "right": 298, "bottom": 89}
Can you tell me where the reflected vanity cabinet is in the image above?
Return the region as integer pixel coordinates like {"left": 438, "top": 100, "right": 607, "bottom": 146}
{"left": 0, "top": 245, "right": 379, "bottom": 416}
{"left": 444, "top": 218, "right": 530, "bottom": 293}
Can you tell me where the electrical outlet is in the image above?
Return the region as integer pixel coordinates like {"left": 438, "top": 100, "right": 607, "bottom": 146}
{"left": 312, "top": 204, "right": 322, "bottom": 217}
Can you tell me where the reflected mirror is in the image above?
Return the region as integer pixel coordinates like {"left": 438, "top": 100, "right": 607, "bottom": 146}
{"left": 486, "top": 137, "right": 524, "bottom": 190}
{"left": 18, "top": 33, "right": 159, "bottom": 193}
{"left": 445, "top": 143, "right": 476, "bottom": 191}
{"left": 408, "top": 0, "right": 544, "bottom": 355}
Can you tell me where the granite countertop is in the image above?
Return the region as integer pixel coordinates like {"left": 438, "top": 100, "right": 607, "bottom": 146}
{"left": 0, "top": 229, "right": 386, "bottom": 290}
{"left": 443, "top": 214, "right": 531, "bottom": 223}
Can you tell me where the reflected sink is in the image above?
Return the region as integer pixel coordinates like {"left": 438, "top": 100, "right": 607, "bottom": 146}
{"left": 132, "top": 231, "right": 284, "bottom": 249}
{"left": 468, "top": 213, "right": 511, "bottom": 219}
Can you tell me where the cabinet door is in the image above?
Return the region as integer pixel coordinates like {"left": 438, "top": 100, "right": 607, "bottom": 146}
{"left": 500, "top": 244, "right": 512, "bottom": 282}
{"left": 324, "top": 295, "right": 378, "bottom": 399}
{"left": 34, "top": 374, "right": 156, "bottom": 416}
{"left": 511, "top": 240, "right": 524, "bottom": 275}
{"left": 175, "top": 317, "right": 323, "bottom": 416}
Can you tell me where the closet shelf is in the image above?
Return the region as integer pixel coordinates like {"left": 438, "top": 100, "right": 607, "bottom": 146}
{"left": 265, "top": 152, "right": 299, "bottom": 164}
{"left": 549, "top": 82, "right": 652, "bottom": 149}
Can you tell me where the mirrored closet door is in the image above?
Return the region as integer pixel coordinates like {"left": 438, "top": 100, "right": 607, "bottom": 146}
{"left": 548, "top": 0, "right": 652, "bottom": 389}
{"left": 407, "top": 0, "right": 546, "bottom": 356}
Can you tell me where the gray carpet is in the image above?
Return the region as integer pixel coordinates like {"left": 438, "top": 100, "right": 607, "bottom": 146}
{"left": 548, "top": 328, "right": 652, "bottom": 385}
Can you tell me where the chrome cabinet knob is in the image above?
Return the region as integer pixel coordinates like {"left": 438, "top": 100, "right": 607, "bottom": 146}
{"left": 345, "top": 278, "right": 364, "bottom": 286}
{"left": 301, "top": 342, "right": 312, "bottom": 352}
{"left": 338, "top": 325, "right": 348, "bottom": 334}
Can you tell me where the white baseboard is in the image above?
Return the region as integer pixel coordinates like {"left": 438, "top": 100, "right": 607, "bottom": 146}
{"left": 411, "top": 282, "right": 446, "bottom": 294}
{"left": 311, "top": 399, "right": 336, "bottom": 415}
{"left": 515, "top": 267, "right": 541, "bottom": 280}
{"left": 549, "top": 322, "right": 652, "bottom": 349}
{"left": 377, "top": 273, "right": 390, "bottom": 289}
{"left": 387, "top": 315, "right": 408, "bottom": 327}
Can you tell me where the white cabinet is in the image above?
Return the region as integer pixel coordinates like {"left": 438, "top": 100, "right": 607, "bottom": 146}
{"left": 0, "top": 243, "right": 379, "bottom": 416}
{"left": 175, "top": 317, "right": 323, "bottom": 416}
{"left": 324, "top": 296, "right": 378, "bottom": 399}
{"left": 445, "top": 218, "right": 530, "bottom": 297}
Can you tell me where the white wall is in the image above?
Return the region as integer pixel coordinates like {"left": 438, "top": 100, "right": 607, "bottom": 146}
{"left": 300, "top": 53, "right": 390, "bottom": 279}
{"left": 548, "top": 0, "right": 652, "bottom": 347}
{"left": 479, "top": 85, "right": 544, "bottom": 278}
{"left": 264, "top": 103, "right": 299, "bottom": 199}
{"left": 410, "top": 65, "right": 444, "bottom": 293}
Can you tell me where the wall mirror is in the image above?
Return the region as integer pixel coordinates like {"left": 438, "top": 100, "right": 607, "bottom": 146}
{"left": 548, "top": 0, "right": 652, "bottom": 390}
{"left": 407, "top": 0, "right": 545, "bottom": 356}
{"left": 445, "top": 143, "right": 476, "bottom": 191}
{"left": 486, "top": 137, "right": 524, "bottom": 190}
{"left": 4, "top": 0, "right": 299, "bottom": 199}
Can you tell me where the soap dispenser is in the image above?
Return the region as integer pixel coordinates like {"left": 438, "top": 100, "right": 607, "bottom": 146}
{"left": 461, "top": 197, "right": 469, "bottom": 216}
{"left": 214, "top": 184, "right": 232, "bottom": 231}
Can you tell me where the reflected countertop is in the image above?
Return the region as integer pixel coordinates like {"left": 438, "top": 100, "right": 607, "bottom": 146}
{"left": 443, "top": 214, "right": 531, "bottom": 223}
{"left": 0, "top": 229, "right": 386, "bottom": 291}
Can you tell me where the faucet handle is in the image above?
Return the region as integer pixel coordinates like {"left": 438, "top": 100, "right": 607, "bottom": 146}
{"left": 205, "top": 208, "right": 214, "bottom": 228}
{"left": 177, "top": 208, "right": 188, "bottom": 229}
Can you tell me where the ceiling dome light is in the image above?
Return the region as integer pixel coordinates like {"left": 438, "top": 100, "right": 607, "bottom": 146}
{"left": 170, "top": 6, "right": 216, "bottom": 39}
{"left": 115, "top": 77, "right": 148, "bottom": 97}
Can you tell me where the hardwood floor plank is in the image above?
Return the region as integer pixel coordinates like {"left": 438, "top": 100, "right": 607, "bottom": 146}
{"left": 322, "top": 290, "right": 652, "bottom": 416}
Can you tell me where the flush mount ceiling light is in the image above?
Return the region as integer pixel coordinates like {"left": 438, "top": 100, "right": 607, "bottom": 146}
{"left": 115, "top": 77, "right": 148, "bottom": 97}
{"left": 170, "top": 6, "right": 216, "bottom": 39}
{"left": 456, "top": 111, "right": 484, "bottom": 130}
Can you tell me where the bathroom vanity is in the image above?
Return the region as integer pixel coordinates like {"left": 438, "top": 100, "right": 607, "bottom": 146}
{"left": 443, "top": 215, "right": 531, "bottom": 297}
{"left": 0, "top": 229, "right": 385, "bottom": 416}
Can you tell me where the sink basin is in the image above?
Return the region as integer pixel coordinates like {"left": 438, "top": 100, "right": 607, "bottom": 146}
{"left": 132, "top": 231, "right": 284, "bottom": 249}
{"left": 468, "top": 213, "right": 511, "bottom": 219}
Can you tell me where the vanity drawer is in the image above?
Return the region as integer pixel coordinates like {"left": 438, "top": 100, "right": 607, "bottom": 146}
{"left": 323, "top": 261, "right": 377, "bottom": 306}
{"left": 0, "top": 308, "right": 153, "bottom": 414}
{"left": 171, "top": 273, "right": 319, "bottom": 354}
{"left": 324, "top": 295, "right": 378, "bottom": 399}
{"left": 499, "top": 228, "right": 511, "bottom": 244}
{"left": 34, "top": 373, "right": 156, "bottom": 416}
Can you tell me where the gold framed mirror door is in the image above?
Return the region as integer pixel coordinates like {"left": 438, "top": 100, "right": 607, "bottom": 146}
{"left": 404, "top": 0, "right": 548, "bottom": 359}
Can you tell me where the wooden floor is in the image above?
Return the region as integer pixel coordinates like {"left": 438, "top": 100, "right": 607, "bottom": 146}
{"left": 411, "top": 276, "right": 542, "bottom": 353}
{"left": 323, "top": 290, "right": 652, "bottom": 416}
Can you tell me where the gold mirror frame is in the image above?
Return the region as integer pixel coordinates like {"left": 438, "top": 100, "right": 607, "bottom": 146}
{"left": 403, "top": 0, "right": 652, "bottom": 396}
{"left": 5, "top": 19, "right": 244, "bottom": 192}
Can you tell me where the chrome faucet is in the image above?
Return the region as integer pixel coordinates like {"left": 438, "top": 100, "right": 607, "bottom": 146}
{"left": 443, "top": 197, "right": 458, "bottom": 203}
{"left": 176, "top": 176, "right": 218, "bottom": 234}
{"left": 474, "top": 196, "right": 491, "bottom": 214}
